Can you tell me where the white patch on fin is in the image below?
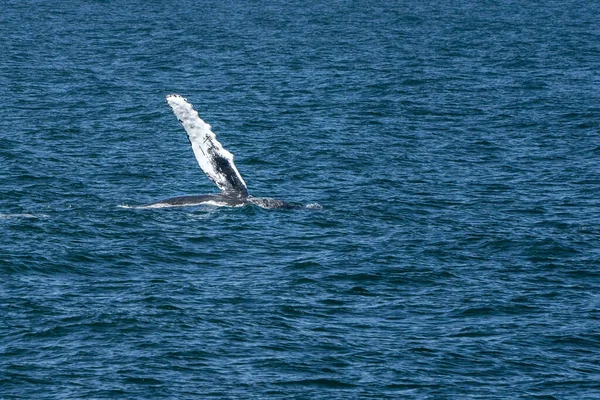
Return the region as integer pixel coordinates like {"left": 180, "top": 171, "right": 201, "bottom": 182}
{"left": 165, "top": 94, "right": 248, "bottom": 197}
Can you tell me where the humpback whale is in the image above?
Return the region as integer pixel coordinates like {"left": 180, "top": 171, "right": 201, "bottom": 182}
{"left": 145, "top": 95, "right": 305, "bottom": 209}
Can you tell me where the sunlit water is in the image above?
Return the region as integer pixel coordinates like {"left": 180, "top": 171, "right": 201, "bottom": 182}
{"left": 2, "top": 1, "right": 600, "bottom": 398}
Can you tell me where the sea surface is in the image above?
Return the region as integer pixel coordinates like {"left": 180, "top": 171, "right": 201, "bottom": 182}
{"left": 2, "top": 0, "right": 600, "bottom": 398}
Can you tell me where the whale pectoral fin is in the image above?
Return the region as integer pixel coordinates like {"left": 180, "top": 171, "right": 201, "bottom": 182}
{"left": 210, "top": 149, "right": 248, "bottom": 197}
{"left": 166, "top": 94, "right": 249, "bottom": 198}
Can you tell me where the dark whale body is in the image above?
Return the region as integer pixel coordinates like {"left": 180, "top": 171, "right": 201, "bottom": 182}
{"left": 147, "top": 194, "right": 246, "bottom": 207}
{"left": 146, "top": 194, "right": 300, "bottom": 209}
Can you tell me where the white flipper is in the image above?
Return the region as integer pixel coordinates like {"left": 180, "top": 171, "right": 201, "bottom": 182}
{"left": 165, "top": 94, "right": 248, "bottom": 197}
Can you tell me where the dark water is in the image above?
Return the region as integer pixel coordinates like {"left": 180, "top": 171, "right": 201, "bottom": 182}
{"left": 2, "top": 0, "right": 600, "bottom": 398}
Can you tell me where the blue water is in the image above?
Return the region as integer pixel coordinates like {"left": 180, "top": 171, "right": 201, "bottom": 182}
{"left": 2, "top": 0, "right": 600, "bottom": 398}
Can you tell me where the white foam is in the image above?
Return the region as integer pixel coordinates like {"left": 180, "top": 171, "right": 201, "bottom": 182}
{"left": 0, "top": 213, "right": 49, "bottom": 219}
{"left": 305, "top": 203, "right": 323, "bottom": 210}
{"left": 118, "top": 201, "right": 244, "bottom": 209}
{"left": 199, "top": 200, "right": 244, "bottom": 207}
{"left": 118, "top": 203, "right": 186, "bottom": 209}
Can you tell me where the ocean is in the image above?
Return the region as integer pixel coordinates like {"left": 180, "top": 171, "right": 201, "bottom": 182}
{"left": 1, "top": 0, "right": 600, "bottom": 398}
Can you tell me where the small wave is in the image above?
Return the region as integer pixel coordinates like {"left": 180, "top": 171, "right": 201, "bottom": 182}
{"left": 0, "top": 213, "right": 49, "bottom": 220}
{"left": 275, "top": 378, "right": 356, "bottom": 388}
